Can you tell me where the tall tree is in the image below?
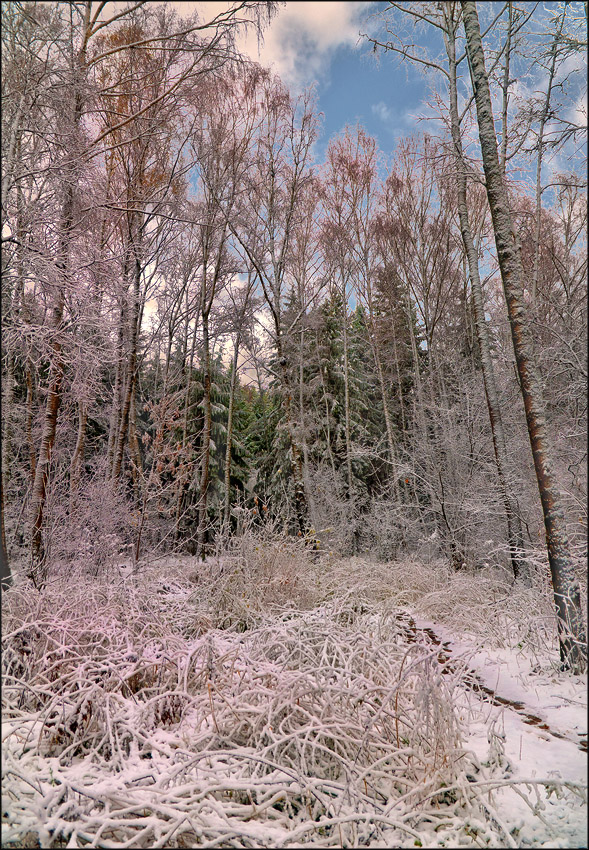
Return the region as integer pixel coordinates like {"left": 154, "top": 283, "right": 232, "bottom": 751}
{"left": 440, "top": 2, "right": 527, "bottom": 582}
{"left": 364, "top": 4, "right": 530, "bottom": 578}
{"left": 2, "top": 1, "right": 275, "bottom": 580}
{"left": 231, "top": 73, "right": 319, "bottom": 535}
{"left": 461, "top": 0, "right": 586, "bottom": 673}
{"left": 187, "top": 65, "right": 264, "bottom": 556}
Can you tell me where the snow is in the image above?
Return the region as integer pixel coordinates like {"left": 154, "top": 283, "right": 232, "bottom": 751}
{"left": 2, "top": 554, "right": 587, "bottom": 847}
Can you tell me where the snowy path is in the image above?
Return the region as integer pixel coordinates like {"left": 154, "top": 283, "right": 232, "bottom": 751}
{"left": 403, "top": 612, "right": 588, "bottom": 848}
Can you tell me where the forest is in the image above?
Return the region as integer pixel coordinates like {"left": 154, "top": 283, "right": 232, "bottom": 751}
{"left": 1, "top": 2, "right": 587, "bottom": 848}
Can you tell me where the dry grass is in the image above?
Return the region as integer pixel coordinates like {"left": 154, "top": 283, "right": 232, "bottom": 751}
{"left": 2, "top": 543, "right": 586, "bottom": 847}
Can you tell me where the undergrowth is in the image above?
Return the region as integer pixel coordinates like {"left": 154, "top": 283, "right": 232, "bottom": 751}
{"left": 2, "top": 541, "right": 586, "bottom": 847}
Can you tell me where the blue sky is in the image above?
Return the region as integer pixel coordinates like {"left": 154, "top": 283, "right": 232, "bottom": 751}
{"left": 179, "top": 1, "right": 585, "bottom": 183}
{"left": 243, "top": 0, "right": 437, "bottom": 160}
{"left": 313, "top": 38, "right": 433, "bottom": 159}
{"left": 179, "top": 1, "right": 438, "bottom": 161}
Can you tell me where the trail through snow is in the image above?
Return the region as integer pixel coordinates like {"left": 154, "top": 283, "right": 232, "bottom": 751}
{"left": 406, "top": 611, "right": 588, "bottom": 848}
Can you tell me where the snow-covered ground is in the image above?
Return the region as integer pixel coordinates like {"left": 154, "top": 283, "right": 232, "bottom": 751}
{"left": 411, "top": 613, "right": 588, "bottom": 848}
{"left": 2, "top": 553, "right": 587, "bottom": 848}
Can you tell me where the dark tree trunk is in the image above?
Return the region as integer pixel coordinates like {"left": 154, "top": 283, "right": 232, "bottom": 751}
{"left": 112, "top": 244, "right": 141, "bottom": 482}
{"left": 223, "top": 333, "right": 241, "bottom": 537}
{"left": 276, "top": 334, "right": 308, "bottom": 537}
{"left": 196, "top": 310, "right": 213, "bottom": 560}
{"left": 28, "top": 262, "right": 67, "bottom": 581}
{"left": 1, "top": 476, "right": 12, "bottom": 589}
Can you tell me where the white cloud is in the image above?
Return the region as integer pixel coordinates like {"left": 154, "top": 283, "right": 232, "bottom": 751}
{"left": 167, "top": 1, "right": 368, "bottom": 90}
{"left": 370, "top": 99, "right": 432, "bottom": 141}
{"left": 241, "top": 1, "right": 367, "bottom": 90}
{"left": 371, "top": 101, "right": 392, "bottom": 122}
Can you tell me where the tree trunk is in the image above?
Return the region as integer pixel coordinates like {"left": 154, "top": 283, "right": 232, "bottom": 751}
{"left": 461, "top": 0, "right": 586, "bottom": 673}
{"left": 175, "top": 314, "right": 199, "bottom": 541}
{"left": 340, "top": 297, "right": 358, "bottom": 552}
{"left": 316, "top": 332, "right": 338, "bottom": 479}
{"left": 28, "top": 173, "right": 73, "bottom": 578}
{"left": 341, "top": 301, "right": 354, "bottom": 500}
{"left": 369, "top": 328, "right": 400, "bottom": 500}
{"left": 1, "top": 475, "right": 12, "bottom": 589}
{"left": 531, "top": 5, "right": 567, "bottom": 304}
{"left": 129, "top": 385, "right": 143, "bottom": 497}
{"left": 404, "top": 290, "right": 442, "bottom": 542}
{"left": 196, "top": 309, "right": 212, "bottom": 559}
{"left": 29, "top": 288, "right": 65, "bottom": 579}
{"left": 25, "top": 363, "right": 36, "bottom": 485}
{"left": 27, "top": 7, "right": 94, "bottom": 582}
{"left": 298, "top": 326, "right": 318, "bottom": 530}
{"left": 112, "top": 245, "right": 141, "bottom": 481}
{"left": 444, "top": 6, "right": 528, "bottom": 582}
{"left": 107, "top": 299, "right": 124, "bottom": 476}
{"left": 223, "top": 333, "right": 241, "bottom": 537}
{"left": 276, "top": 333, "right": 308, "bottom": 537}
{"left": 69, "top": 401, "right": 88, "bottom": 510}
{"left": 2, "top": 356, "right": 15, "bottom": 493}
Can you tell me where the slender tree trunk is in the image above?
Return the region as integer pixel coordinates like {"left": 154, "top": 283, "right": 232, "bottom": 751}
{"left": 298, "top": 326, "right": 317, "bottom": 529}
{"left": 531, "top": 6, "right": 567, "bottom": 304}
{"left": 25, "top": 363, "right": 36, "bottom": 485}
{"left": 107, "top": 298, "right": 126, "bottom": 476}
{"left": 461, "top": 0, "right": 586, "bottom": 673}
{"left": 276, "top": 332, "right": 308, "bottom": 536}
{"left": 129, "top": 386, "right": 142, "bottom": 497}
{"left": 339, "top": 295, "right": 359, "bottom": 552}
{"left": 369, "top": 328, "right": 400, "bottom": 499}
{"left": 196, "top": 309, "right": 212, "bottom": 559}
{"left": 316, "top": 334, "right": 338, "bottom": 479}
{"left": 29, "top": 289, "right": 65, "bottom": 577}
{"left": 341, "top": 300, "right": 354, "bottom": 500}
{"left": 175, "top": 315, "right": 199, "bottom": 541}
{"left": 1, "top": 174, "right": 24, "bottom": 495}
{"left": 360, "top": 251, "right": 400, "bottom": 497}
{"left": 69, "top": 401, "right": 88, "bottom": 510}
{"left": 112, "top": 243, "right": 141, "bottom": 481}
{"left": 2, "top": 357, "right": 15, "bottom": 492}
{"left": 404, "top": 290, "right": 441, "bottom": 540}
{"left": 28, "top": 5, "right": 94, "bottom": 582}
{"left": 498, "top": 1, "right": 512, "bottom": 175}
{"left": 444, "top": 7, "right": 528, "bottom": 582}
{"left": 29, "top": 175, "right": 73, "bottom": 576}
{"left": 223, "top": 332, "right": 241, "bottom": 537}
{"left": 0, "top": 91, "right": 25, "bottom": 224}
{"left": 1, "top": 463, "right": 11, "bottom": 589}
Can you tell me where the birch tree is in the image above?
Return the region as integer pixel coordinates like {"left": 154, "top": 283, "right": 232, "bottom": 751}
{"left": 364, "top": 2, "right": 529, "bottom": 579}
{"left": 440, "top": 2, "right": 528, "bottom": 582}
{"left": 2, "top": 1, "right": 275, "bottom": 580}
{"left": 461, "top": 0, "right": 586, "bottom": 673}
{"left": 231, "top": 74, "right": 319, "bottom": 535}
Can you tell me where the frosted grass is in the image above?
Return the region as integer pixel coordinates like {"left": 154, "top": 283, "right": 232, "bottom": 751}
{"left": 2, "top": 548, "right": 586, "bottom": 847}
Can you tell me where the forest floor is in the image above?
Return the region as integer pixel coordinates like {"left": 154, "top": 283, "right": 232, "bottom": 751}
{"left": 1, "top": 547, "right": 587, "bottom": 848}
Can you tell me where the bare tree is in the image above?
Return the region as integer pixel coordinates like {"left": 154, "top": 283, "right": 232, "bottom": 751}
{"left": 230, "top": 73, "right": 320, "bottom": 535}
{"left": 440, "top": 2, "right": 528, "bottom": 582}
{"left": 461, "top": 0, "right": 586, "bottom": 673}
{"left": 2, "top": 1, "right": 275, "bottom": 580}
{"left": 186, "top": 65, "right": 265, "bottom": 557}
